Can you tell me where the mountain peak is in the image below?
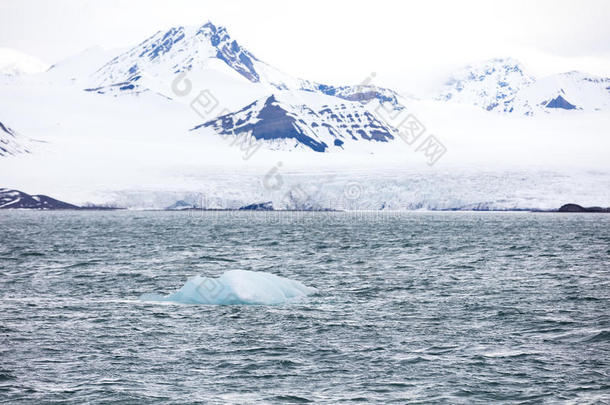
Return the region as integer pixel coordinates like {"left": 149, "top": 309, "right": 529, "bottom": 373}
{"left": 488, "top": 56, "right": 522, "bottom": 66}
{"left": 89, "top": 20, "right": 406, "bottom": 110}
{"left": 194, "top": 21, "right": 260, "bottom": 82}
{"left": 437, "top": 58, "right": 610, "bottom": 114}
{"left": 192, "top": 92, "right": 396, "bottom": 152}
{"left": 196, "top": 21, "right": 226, "bottom": 38}
{"left": 437, "top": 57, "right": 534, "bottom": 112}
{"left": 92, "top": 20, "right": 261, "bottom": 91}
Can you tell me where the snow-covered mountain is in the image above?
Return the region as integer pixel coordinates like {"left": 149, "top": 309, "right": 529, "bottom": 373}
{"left": 45, "top": 46, "right": 121, "bottom": 85}
{"left": 0, "top": 121, "right": 30, "bottom": 157}
{"left": 92, "top": 23, "right": 261, "bottom": 92}
{"left": 301, "top": 82, "right": 403, "bottom": 107}
{"left": 437, "top": 58, "right": 535, "bottom": 113}
{"left": 511, "top": 71, "right": 610, "bottom": 114}
{"left": 89, "top": 22, "right": 401, "bottom": 104}
{"left": 0, "top": 22, "right": 609, "bottom": 210}
{"left": 194, "top": 93, "right": 396, "bottom": 152}
{"left": 0, "top": 48, "right": 49, "bottom": 76}
{"left": 0, "top": 188, "right": 79, "bottom": 209}
{"left": 437, "top": 58, "right": 610, "bottom": 115}
{"left": 89, "top": 22, "right": 314, "bottom": 95}
{"left": 85, "top": 21, "right": 406, "bottom": 151}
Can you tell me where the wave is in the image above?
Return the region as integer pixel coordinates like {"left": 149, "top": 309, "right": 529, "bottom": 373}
{"left": 197, "top": 255, "right": 237, "bottom": 263}
{"left": 583, "top": 330, "right": 610, "bottom": 343}
{"left": 140, "top": 270, "right": 316, "bottom": 305}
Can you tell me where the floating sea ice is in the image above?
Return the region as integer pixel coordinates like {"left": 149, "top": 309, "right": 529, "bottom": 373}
{"left": 141, "top": 270, "right": 316, "bottom": 305}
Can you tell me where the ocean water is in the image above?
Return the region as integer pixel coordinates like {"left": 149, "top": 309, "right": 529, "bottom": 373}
{"left": 1, "top": 211, "right": 609, "bottom": 404}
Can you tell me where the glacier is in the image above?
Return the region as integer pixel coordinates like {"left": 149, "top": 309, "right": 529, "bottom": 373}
{"left": 140, "top": 270, "right": 317, "bottom": 305}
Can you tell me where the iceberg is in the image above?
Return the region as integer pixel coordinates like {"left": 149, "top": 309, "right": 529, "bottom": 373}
{"left": 140, "top": 270, "right": 316, "bottom": 305}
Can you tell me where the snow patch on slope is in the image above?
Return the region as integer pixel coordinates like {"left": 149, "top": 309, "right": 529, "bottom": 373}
{"left": 513, "top": 71, "right": 610, "bottom": 113}
{"left": 194, "top": 91, "right": 398, "bottom": 152}
{"left": 0, "top": 48, "right": 49, "bottom": 76}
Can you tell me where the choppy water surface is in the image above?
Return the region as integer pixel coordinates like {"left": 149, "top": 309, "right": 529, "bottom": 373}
{"left": 1, "top": 211, "right": 609, "bottom": 404}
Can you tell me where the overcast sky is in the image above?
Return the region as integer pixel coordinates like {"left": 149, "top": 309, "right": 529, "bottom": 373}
{"left": 1, "top": 0, "right": 609, "bottom": 94}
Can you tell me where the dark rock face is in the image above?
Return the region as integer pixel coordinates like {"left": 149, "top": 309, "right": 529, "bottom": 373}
{"left": 0, "top": 121, "right": 14, "bottom": 135}
{"left": 0, "top": 121, "right": 29, "bottom": 157}
{"left": 544, "top": 95, "right": 577, "bottom": 110}
{"left": 197, "top": 95, "right": 395, "bottom": 152}
{"left": 558, "top": 203, "right": 609, "bottom": 213}
{"left": 0, "top": 188, "right": 80, "bottom": 209}
{"left": 198, "top": 95, "right": 329, "bottom": 152}
{"left": 239, "top": 201, "right": 273, "bottom": 211}
{"left": 311, "top": 84, "right": 400, "bottom": 106}
{"left": 140, "top": 27, "right": 186, "bottom": 61}
{"left": 198, "top": 22, "right": 260, "bottom": 83}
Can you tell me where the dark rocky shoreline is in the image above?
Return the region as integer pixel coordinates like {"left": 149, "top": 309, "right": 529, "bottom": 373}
{"left": 2, "top": 188, "right": 608, "bottom": 213}
{"left": 557, "top": 203, "right": 610, "bottom": 213}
